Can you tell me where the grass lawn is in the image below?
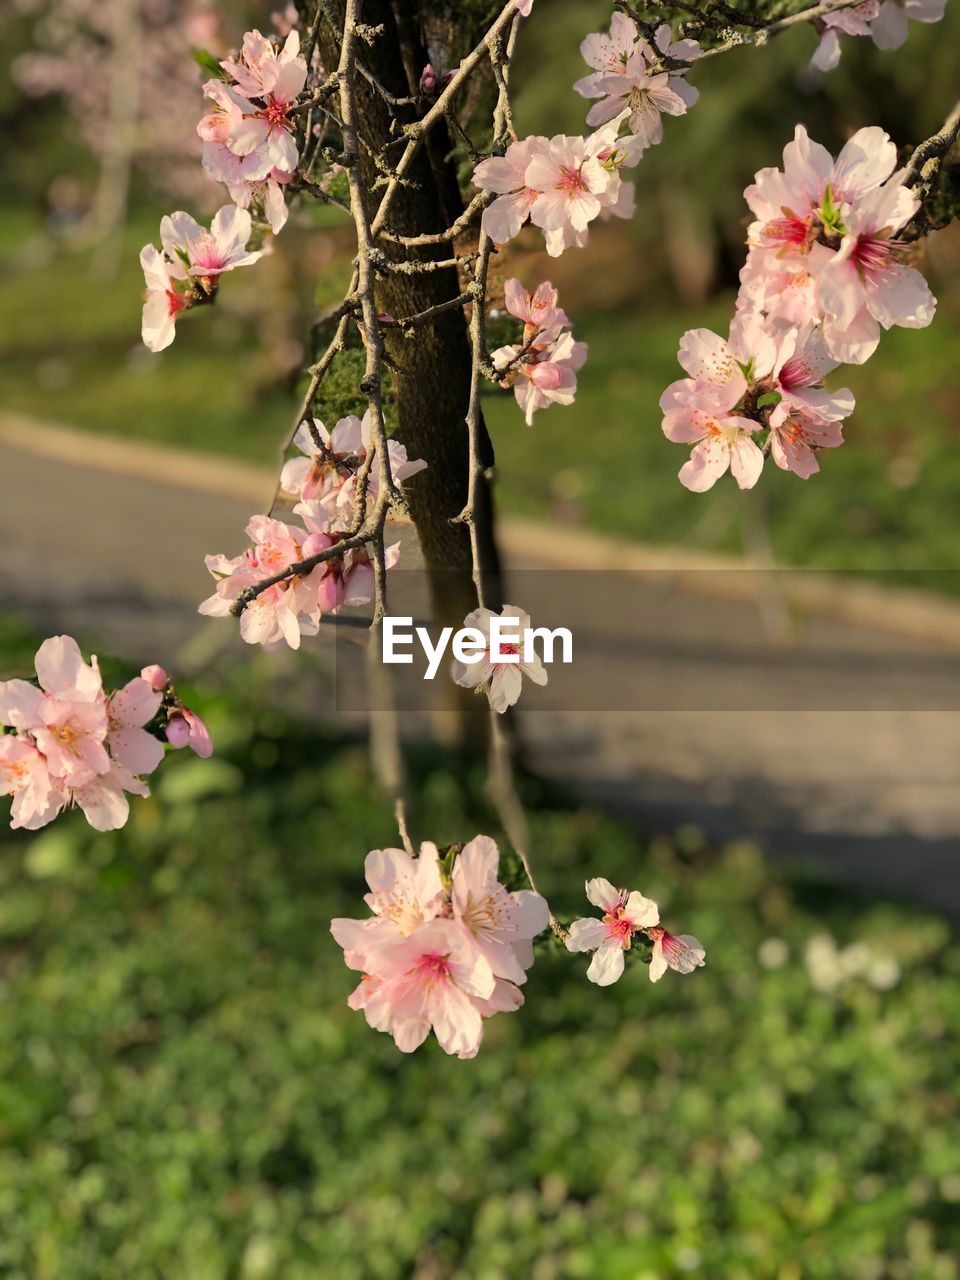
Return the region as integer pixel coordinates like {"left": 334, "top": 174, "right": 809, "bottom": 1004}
{"left": 0, "top": 613, "right": 957, "bottom": 1279}
{"left": 3, "top": 204, "right": 960, "bottom": 584}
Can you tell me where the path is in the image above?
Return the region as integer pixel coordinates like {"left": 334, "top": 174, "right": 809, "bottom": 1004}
{"left": 2, "top": 420, "right": 958, "bottom": 913}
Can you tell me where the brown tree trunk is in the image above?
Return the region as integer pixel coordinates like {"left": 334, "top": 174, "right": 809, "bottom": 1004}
{"left": 316, "top": 0, "right": 504, "bottom": 749}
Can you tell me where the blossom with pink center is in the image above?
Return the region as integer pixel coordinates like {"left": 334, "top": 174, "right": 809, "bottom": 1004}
{"left": 648, "top": 926, "right": 706, "bottom": 982}
{"left": 280, "top": 409, "right": 426, "bottom": 518}
{"left": 566, "top": 878, "right": 660, "bottom": 985}
{"left": 809, "top": 1, "right": 879, "bottom": 72}
{"left": 106, "top": 677, "right": 165, "bottom": 777}
{"left": 816, "top": 181, "right": 935, "bottom": 364}
{"left": 140, "top": 243, "right": 189, "bottom": 353}
{"left": 293, "top": 502, "right": 401, "bottom": 608}
{"left": 450, "top": 604, "right": 548, "bottom": 713}
{"left": 160, "top": 206, "right": 264, "bottom": 279}
{"left": 353, "top": 919, "right": 496, "bottom": 1057}
{"left": 450, "top": 835, "right": 549, "bottom": 984}
{"left": 870, "top": 0, "right": 946, "bottom": 49}
{"left": 473, "top": 135, "right": 551, "bottom": 245}
{"left": 221, "top": 28, "right": 304, "bottom": 100}
{"left": 767, "top": 410, "right": 845, "bottom": 479}
{"left": 744, "top": 123, "right": 899, "bottom": 257}
{"left": 659, "top": 329, "right": 762, "bottom": 492}
{"left": 525, "top": 135, "right": 611, "bottom": 256}
{"left": 575, "top": 17, "right": 698, "bottom": 151}
{"left": 221, "top": 32, "right": 306, "bottom": 177}
{"left": 165, "top": 708, "right": 214, "bottom": 758}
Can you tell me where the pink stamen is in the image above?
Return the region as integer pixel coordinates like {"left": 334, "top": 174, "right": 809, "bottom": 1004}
{"left": 852, "top": 233, "right": 899, "bottom": 277}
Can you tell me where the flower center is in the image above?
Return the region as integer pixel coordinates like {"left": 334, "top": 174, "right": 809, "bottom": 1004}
{"left": 556, "top": 165, "right": 588, "bottom": 195}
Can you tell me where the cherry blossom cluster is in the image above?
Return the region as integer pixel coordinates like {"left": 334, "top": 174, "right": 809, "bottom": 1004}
{"left": 199, "top": 411, "right": 426, "bottom": 649}
{"left": 492, "top": 280, "right": 587, "bottom": 425}
{"left": 0, "top": 637, "right": 211, "bottom": 833}
{"left": 661, "top": 124, "right": 936, "bottom": 490}
{"left": 198, "top": 28, "right": 309, "bottom": 232}
{"left": 566, "top": 878, "right": 705, "bottom": 986}
{"left": 331, "top": 836, "right": 549, "bottom": 1058}
{"left": 810, "top": 0, "right": 945, "bottom": 72}
{"left": 140, "top": 27, "right": 312, "bottom": 353}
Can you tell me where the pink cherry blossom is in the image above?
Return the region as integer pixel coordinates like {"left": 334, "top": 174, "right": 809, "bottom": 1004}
{"left": 331, "top": 838, "right": 538, "bottom": 1058}
{"left": 221, "top": 28, "right": 304, "bottom": 99}
{"left": 492, "top": 279, "right": 587, "bottom": 425}
{"left": 525, "top": 135, "right": 610, "bottom": 255}
{"left": 354, "top": 919, "right": 496, "bottom": 1057}
{"left": 450, "top": 835, "right": 549, "bottom": 984}
{"left": 565, "top": 878, "right": 660, "bottom": 985}
{"left": 140, "top": 244, "right": 190, "bottom": 353}
{"left": 220, "top": 32, "right": 306, "bottom": 177}
{"left": 816, "top": 182, "right": 935, "bottom": 363}
{"left": 659, "top": 330, "right": 763, "bottom": 492}
{"left": 870, "top": 0, "right": 946, "bottom": 50}
{"left": 160, "top": 206, "right": 264, "bottom": 278}
{"left": 474, "top": 135, "right": 551, "bottom": 245}
{"left": 575, "top": 17, "right": 698, "bottom": 151}
{"left": 280, "top": 409, "right": 426, "bottom": 518}
{"left": 809, "top": 2, "right": 879, "bottom": 72}
{"left": 165, "top": 709, "right": 214, "bottom": 758}
{"left": 0, "top": 736, "right": 57, "bottom": 831}
{"left": 106, "top": 678, "right": 165, "bottom": 777}
{"left": 199, "top": 515, "right": 329, "bottom": 650}
{"left": 647, "top": 926, "right": 706, "bottom": 982}
{"left": 450, "top": 604, "right": 548, "bottom": 713}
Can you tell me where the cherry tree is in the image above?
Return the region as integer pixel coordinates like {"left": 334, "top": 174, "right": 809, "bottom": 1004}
{"left": 4, "top": 0, "right": 959, "bottom": 1057}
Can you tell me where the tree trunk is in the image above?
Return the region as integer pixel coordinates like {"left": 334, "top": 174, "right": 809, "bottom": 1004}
{"left": 315, "top": 0, "right": 504, "bottom": 749}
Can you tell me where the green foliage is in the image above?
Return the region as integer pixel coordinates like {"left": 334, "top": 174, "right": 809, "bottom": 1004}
{"left": 0, "top": 672, "right": 958, "bottom": 1278}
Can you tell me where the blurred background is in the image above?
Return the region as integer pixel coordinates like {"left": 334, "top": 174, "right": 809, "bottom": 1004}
{"left": 1, "top": 2, "right": 959, "bottom": 1277}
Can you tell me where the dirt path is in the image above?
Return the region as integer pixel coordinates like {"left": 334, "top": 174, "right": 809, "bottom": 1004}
{"left": 2, "top": 425, "right": 958, "bottom": 912}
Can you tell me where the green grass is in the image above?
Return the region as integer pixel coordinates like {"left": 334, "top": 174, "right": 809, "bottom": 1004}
{"left": 0, "top": 620, "right": 958, "bottom": 1278}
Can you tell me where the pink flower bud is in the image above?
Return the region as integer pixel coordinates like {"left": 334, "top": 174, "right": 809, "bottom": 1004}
{"left": 165, "top": 715, "right": 191, "bottom": 749}
{"left": 141, "top": 664, "right": 170, "bottom": 691}
{"left": 419, "top": 63, "right": 437, "bottom": 93}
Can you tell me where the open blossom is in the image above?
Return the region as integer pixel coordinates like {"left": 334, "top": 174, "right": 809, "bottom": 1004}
{"left": 474, "top": 135, "right": 551, "bottom": 245}
{"left": 566, "top": 878, "right": 660, "bottom": 985}
{"left": 332, "top": 837, "right": 548, "bottom": 1057}
{"left": 450, "top": 604, "right": 548, "bottom": 714}
{"left": 659, "top": 330, "right": 764, "bottom": 493}
{"left": 661, "top": 317, "right": 853, "bottom": 487}
{"left": 816, "top": 181, "right": 936, "bottom": 364}
{"left": 810, "top": 0, "right": 944, "bottom": 67}
{"left": 492, "top": 279, "right": 587, "bottom": 425}
{"left": 160, "top": 206, "right": 264, "bottom": 279}
{"left": 280, "top": 409, "right": 426, "bottom": 519}
{"left": 0, "top": 637, "right": 169, "bottom": 832}
{"left": 648, "top": 927, "right": 707, "bottom": 982}
{"left": 566, "top": 879, "right": 705, "bottom": 985}
{"left": 221, "top": 30, "right": 307, "bottom": 175}
{"left": 451, "top": 835, "right": 550, "bottom": 984}
{"left": 574, "top": 17, "right": 698, "bottom": 151}
{"left": 525, "top": 134, "right": 610, "bottom": 254}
